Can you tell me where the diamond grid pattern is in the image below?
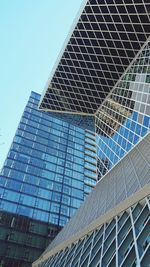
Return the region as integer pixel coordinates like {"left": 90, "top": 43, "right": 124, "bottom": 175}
{"left": 40, "top": 0, "right": 150, "bottom": 114}
{"left": 96, "top": 41, "right": 150, "bottom": 178}
{"left": 33, "top": 132, "right": 150, "bottom": 267}
{"left": 38, "top": 196, "right": 150, "bottom": 267}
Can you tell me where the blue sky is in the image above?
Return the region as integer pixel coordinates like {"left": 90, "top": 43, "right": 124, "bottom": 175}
{"left": 0, "top": 0, "right": 83, "bottom": 169}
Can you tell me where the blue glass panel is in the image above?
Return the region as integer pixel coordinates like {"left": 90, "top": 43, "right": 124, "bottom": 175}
{"left": 4, "top": 190, "right": 20, "bottom": 202}
{"left": 71, "top": 188, "right": 83, "bottom": 199}
{"left": 38, "top": 188, "right": 52, "bottom": 199}
{"left": 0, "top": 177, "right": 6, "bottom": 186}
{"left": 17, "top": 205, "right": 33, "bottom": 217}
{"left": 6, "top": 180, "right": 22, "bottom": 191}
{"left": 22, "top": 184, "right": 38, "bottom": 195}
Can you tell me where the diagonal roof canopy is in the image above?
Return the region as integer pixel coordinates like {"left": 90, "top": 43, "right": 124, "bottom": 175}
{"left": 39, "top": 0, "right": 150, "bottom": 115}
{"left": 33, "top": 132, "right": 150, "bottom": 266}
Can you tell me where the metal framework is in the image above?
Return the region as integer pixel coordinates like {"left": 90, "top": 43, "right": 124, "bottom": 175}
{"left": 32, "top": 1, "right": 150, "bottom": 266}
{"left": 39, "top": 0, "right": 150, "bottom": 115}
{"left": 33, "top": 132, "right": 150, "bottom": 267}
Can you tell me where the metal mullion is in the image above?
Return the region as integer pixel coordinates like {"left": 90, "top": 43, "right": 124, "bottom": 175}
{"left": 48, "top": 87, "right": 73, "bottom": 111}
{"left": 69, "top": 240, "right": 83, "bottom": 267}
{"left": 78, "top": 20, "right": 102, "bottom": 95}
{"left": 99, "top": 105, "right": 137, "bottom": 143}
{"left": 47, "top": 86, "right": 101, "bottom": 105}
{"left": 132, "top": 2, "right": 147, "bottom": 45}
{"left": 122, "top": 1, "right": 143, "bottom": 53}
{"left": 77, "top": 236, "right": 88, "bottom": 267}
{"left": 88, "top": 2, "right": 148, "bottom": 7}
{"left": 111, "top": 88, "right": 150, "bottom": 102}
{"left": 59, "top": 62, "right": 123, "bottom": 76}
{"left": 79, "top": 20, "right": 149, "bottom": 26}
{"left": 145, "top": 196, "right": 150, "bottom": 212}
{"left": 97, "top": 162, "right": 109, "bottom": 178}
{"left": 96, "top": 133, "right": 120, "bottom": 166}
{"left": 53, "top": 251, "right": 65, "bottom": 267}
{"left": 82, "top": 12, "right": 148, "bottom": 16}
{"left": 44, "top": 254, "right": 57, "bottom": 267}
{"left": 96, "top": 109, "right": 134, "bottom": 149}
{"left": 52, "top": 251, "right": 64, "bottom": 267}
{"left": 115, "top": 215, "right": 119, "bottom": 267}
{"left": 58, "top": 62, "right": 76, "bottom": 91}
{"left": 100, "top": 101, "right": 149, "bottom": 138}
{"left": 99, "top": 224, "right": 106, "bottom": 267}
{"left": 105, "top": 1, "right": 132, "bottom": 67}
{"left": 95, "top": 38, "right": 150, "bottom": 117}
{"left": 86, "top": 229, "right": 97, "bottom": 266}
{"left": 129, "top": 207, "right": 141, "bottom": 266}
{"left": 96, "top": 1, "right": 122, "bottom": 76}
{"left": 61, "top": 247, "right": 73, "bottom": 267}
{"left": 70, "top": 35, "right": 149, "bottom": 44}
{"left": 91, "top": 2, "right": 115, "bottom": 90}
{"left": 61, "top": 76, "right": 94, "bottom": 112}
{"left": 104, "top": 0, "right": 130, "bottom": 68}
{"left": 63, "top": 50, "right": 133, "bottom": 61}
{"left": 95, "top": 115, "right": 133, "bottom": 156}
{"left": 83, "top": 9, "right": 108, "bottom": 93}
{"left": 68, "top": 48, "right": 96, "bottom": 111}
{"left": 64, "top": 243, "right": 78, "bottom": 266}
{"left": 56, "top": 68, "right": 121, "bottom": 84}
{"left": 85, "top": 15, "right": 109, "bottom": 99}
{"left": 49, "top": 252, "right": 62, "bottom": 267}
{"left": 59, "top": 63, "right": 81, "bottom": 95}
{"left": 96, "top": 141, "right": 115, "bottom": 169}
{"left": 53, "top": 76, "right": 83, "bottom": 112}
{"left": 43, "top": 93, "right": 61, "bottom": 110}
{"left": 132, "top": 2, "right": 150, "bottom": 39}
{"left": 71, "top": 28, "right": 149, "bottom": 36}
{"left": 68, "top": 39, "right": 96, "bottom": 112}
{"left": 52, "top": 81, "right": 101, "bottom": 98}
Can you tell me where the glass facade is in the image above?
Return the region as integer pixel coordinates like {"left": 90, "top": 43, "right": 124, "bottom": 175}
{"left": 0, "top": 91, "right": 97, "bottom": 266}
{"left": 39, "top": 1, "right": 150, "bottom": 116}
{"left": 32, "top": 21, "right": 150, "bottom": 267}
{"left": 96, "top": 42, "right": 150, "bottom": 178}
{"left": 1, "top": 0, "right": 150, "bottom": 266}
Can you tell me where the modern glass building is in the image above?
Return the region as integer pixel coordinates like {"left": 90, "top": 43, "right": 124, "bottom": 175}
{"left": 39, "top": 0, "right": 150, "bottom": 180}
{"left": 33, "top": 0, "right": 150, "bottom": 266}
{"left": 0, "top": 91, "right": 97, "bottom": 266}
{"left": 34, "top": 43, "right": 150, "bottom": 264}
{"left": 96, "top": 40, "right": 150, "bottom": 175}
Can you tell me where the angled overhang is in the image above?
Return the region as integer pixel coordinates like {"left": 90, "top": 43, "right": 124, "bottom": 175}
{"left": 39, "top": 0, "right": 150, "bottom": 115}
{"left": 33, "top": 132, "right": 150, "bottom": 267}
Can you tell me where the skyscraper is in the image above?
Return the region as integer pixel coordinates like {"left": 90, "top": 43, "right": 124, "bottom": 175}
{"left": 0, "top": 91, "right": 97, "bottom": 266}
{"left": 33, "top": 0, "right": 150, "bottom": 266}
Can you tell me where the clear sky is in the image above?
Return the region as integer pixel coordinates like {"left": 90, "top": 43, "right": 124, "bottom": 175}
{"left": 0, "top": 0, "right": 83, "bottom": 169}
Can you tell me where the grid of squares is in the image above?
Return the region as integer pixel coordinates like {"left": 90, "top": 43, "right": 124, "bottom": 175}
{"left": 40, "top": 0, "right": 150, "bottom": 114}
{"left": 96, "top": 41, "right": 150, "bottom": 178}
{"left": 0, "top": 92, "right": 97, "bottom": 228}
{"left": 37, "top": 196, "right": 150, "bottom": 267}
